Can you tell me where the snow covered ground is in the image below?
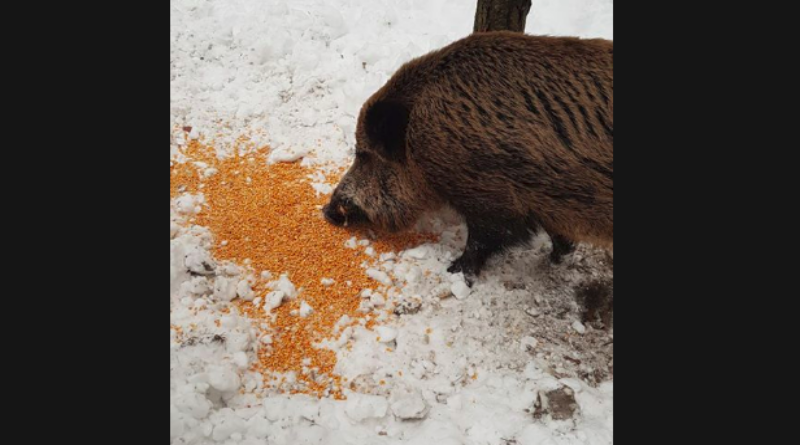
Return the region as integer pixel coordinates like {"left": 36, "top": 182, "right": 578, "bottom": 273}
{"left": 171, "top": 1, "right": 613, "bottom": 444}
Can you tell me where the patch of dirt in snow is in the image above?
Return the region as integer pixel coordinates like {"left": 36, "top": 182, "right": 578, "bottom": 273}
{"left": 340, "top": 224, "right": 614, "bottom": 397}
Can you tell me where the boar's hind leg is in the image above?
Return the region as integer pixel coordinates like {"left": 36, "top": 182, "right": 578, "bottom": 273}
{"left": 549, "top": 234, "right": 576, "bottom": 264}
{"left": 448, "top": 216, "right": 534, "bottom": 282}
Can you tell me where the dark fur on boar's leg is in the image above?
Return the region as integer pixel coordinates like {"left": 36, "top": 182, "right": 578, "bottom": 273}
{"left": 324, "top": 32, "right": 613, "bottom": 283}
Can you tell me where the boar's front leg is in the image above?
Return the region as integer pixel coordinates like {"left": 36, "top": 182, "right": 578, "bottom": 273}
{"left": 549, "top": 234, "right": 576, "bottom": 264}
{"left": 448, "top": 216, "right": 533, "bottom": 283}
{"left": 447, "top": 224, "right": 499, "bottom": 279}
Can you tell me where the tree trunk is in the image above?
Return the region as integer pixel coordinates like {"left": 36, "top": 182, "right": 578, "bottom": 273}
{"left": 473, "top": 0, "right": 532, "bottom": 33}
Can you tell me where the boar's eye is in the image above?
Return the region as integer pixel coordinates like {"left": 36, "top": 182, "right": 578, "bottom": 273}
{"left": 355, "top": 151, "right": 370, "bottom": 161}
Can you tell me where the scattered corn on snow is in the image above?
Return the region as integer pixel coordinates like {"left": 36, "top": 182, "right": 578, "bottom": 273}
{"left": 170, "top": 1, "right": 613, "bottom": 444}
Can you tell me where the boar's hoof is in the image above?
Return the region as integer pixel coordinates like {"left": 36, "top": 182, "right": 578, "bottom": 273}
{"left": 549, "top": 235, "right": 576, "bottom": 264}
{"left": 447, "top": 256, "right": 477, "bottom": 286}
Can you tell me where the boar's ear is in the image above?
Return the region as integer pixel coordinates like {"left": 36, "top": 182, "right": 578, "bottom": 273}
{"left": 364, "top": 100, "right": 409, "bottom": 162}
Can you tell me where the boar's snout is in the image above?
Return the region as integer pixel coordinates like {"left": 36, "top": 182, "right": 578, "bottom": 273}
{"left": 322, "top": 194, "right": 368, "bottom": 228}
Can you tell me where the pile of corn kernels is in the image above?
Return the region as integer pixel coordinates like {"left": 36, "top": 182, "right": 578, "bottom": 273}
{"left": 171, "top": 138, "right": 433, "bottom": 398}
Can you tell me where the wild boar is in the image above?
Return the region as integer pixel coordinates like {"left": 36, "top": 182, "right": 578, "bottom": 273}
{"left": 323, "top": 32, "right": 613, "bottom": 280}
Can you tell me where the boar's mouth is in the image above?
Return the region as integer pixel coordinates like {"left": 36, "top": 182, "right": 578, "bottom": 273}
{"left": 322, "top": 199, "right": 370, "bottom": 228}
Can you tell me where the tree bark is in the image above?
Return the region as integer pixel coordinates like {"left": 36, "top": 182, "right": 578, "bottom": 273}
{"left": 473, "top": 0, "right": 532, "bottom": 33}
